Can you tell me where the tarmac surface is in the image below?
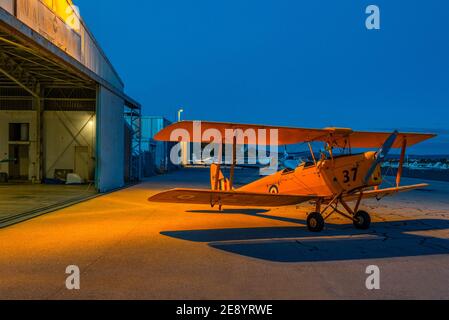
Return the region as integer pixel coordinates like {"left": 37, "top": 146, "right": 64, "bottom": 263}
{"left": 0, "top": 167, "right": 449, "bottom": 299}
{"left": 0, "top": 184, "right": 97, "bottom": 224}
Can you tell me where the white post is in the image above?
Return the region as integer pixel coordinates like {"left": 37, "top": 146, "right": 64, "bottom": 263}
{"left": 178, "top": 108, "right": 188, "bottom": 166}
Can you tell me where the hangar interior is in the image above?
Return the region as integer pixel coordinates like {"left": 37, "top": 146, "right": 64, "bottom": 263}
{"left": 0, "top": 0, "right": 141, "bottom": 224}
{"left": 0, "top": 48, "right": 98, "bottom": 184}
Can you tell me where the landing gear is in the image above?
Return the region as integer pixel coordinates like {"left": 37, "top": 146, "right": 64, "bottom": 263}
{"left": 307, "top": 212, "right": 325, "bottom": 232}
{"left": 353, "top": 210, "right": 371, "bottom": 230}
{"left": 306, "top": 191, "right": 372, "bottom": 233}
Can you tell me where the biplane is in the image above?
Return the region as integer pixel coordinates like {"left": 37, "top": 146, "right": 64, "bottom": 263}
{"left": 148, "top": 121, "right": 436, "bottom": 232}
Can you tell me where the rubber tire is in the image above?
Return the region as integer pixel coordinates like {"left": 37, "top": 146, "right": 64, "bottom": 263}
{"left": 307, "top": 212, "right": 325, "bottom": 232}
{"left": 353, "top": 210, "right": 371, "bottom": 230}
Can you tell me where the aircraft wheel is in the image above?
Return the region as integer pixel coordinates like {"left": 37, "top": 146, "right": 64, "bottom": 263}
{"left": 307, "top": 212, "right": 325, "bottom": 232}
{"left": 353, "top": 210, "right": 371, "bottom": 230}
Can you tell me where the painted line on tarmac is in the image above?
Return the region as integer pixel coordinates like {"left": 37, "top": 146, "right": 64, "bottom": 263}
{"left": 208, "top": 234, "right": 382, "bottom": 246}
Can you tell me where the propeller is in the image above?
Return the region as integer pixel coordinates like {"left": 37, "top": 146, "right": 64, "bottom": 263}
{"left": 363, "top": 130, "right": 399, "bottom": 184}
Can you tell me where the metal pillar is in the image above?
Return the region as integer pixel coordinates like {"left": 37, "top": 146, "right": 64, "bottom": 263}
{"left": 33, "top": 84, "right": 44, "bottom": 183}
{"left": 95, "top": 85, "right": 101, "bottom": 191}
{"left": 125, "top": 107, "right": 142, "bottom": 182}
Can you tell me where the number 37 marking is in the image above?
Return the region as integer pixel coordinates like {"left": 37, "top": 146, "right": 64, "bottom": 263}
{"left": 343, "top": 167, "right": 358, "bottom": 183}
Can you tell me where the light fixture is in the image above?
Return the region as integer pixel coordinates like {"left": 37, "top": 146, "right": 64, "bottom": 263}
{"left": 178, "top": 108, "right": 184, "bottom": 122}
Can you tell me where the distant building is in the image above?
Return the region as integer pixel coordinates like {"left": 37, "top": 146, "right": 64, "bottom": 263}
{"left": 0, "top": 0, "right": 141, "bottom": 192}
{"left": 141, "top": 116, "right": 177, "bottom": 175}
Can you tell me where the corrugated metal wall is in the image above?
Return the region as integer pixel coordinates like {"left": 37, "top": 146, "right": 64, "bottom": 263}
{"left": 96, "top": 85, "right": 125, "bottom": 192}
{"left": 1, "top": 1, "right": 140, "bottom": 192}
{"left": 3, "top": 0, "right": 124, "bottom": 90}
{"left": 0, "top": 0, "right": 13, "bottom": 14}
{"left": 141, "top": 117, "right": 172, "bottom": 143}
{"left": 141, "top": 117, "right": 176, "bottom": 174}
{"left": 15, "top": 0, "right": 81, "bottom": 59}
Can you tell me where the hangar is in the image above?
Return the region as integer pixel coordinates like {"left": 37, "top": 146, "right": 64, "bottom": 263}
{"left": 0, "top": 0, "right": 141, "bottom": 224}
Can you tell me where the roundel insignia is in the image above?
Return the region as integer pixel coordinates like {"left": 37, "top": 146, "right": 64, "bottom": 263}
{"left": 269, "top": 185, "right": 279, "bottom": 194}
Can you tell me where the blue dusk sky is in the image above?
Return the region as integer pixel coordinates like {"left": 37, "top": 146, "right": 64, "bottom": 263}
{"left": 75, "top": 0, "right": 449, "bottom": 154}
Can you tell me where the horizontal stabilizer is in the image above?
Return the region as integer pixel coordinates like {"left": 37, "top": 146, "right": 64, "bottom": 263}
{"left": 148, "top": 189, "right": 316, "bottom": 207}
{"left": 344, "top": 184, "right": 429, "bottom": 202}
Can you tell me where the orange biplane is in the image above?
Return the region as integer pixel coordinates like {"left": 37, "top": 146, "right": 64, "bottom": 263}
{"left": 149, "top": 121, "right": 436, "bottom": 232}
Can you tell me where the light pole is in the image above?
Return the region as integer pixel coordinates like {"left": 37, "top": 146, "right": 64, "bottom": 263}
{"left": 177, "top": 108, "right": 188, "bottom": 166}
{"left": 178, "top": 108, "right": 184, "bottom": 122}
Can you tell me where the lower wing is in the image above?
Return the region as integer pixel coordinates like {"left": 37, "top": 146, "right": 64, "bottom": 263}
{"left": 343, "top": 183, "right": 429, "bottom": 202}
{"left": 148, "top": 189, "right": 315, "bottom": 207}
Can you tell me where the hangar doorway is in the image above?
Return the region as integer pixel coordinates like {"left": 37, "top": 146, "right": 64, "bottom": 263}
{"left": 8, "top": 144, "right": 29, "bottom": 180}
{"left": 0, "top": 2, "right": 142, "bottom": 227}
{"left": 7, "top": 122, "right": 30, "bottom": 180}
{"left": 0, "top": 13, "right": 100, "bottom": 226}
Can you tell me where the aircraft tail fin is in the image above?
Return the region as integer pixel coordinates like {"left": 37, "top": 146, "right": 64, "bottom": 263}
{"left": 210, "top": 164, "right": 231, "bottom": 191}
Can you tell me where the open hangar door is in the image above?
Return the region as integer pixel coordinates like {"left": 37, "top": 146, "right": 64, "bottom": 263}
{"left": 0, "top": 28, "right": 98, "bottom": 184}
{"left": 0, "top": 2, "right": 142, "bottom": 227}
{"left": 0, "top": 22, "right": 100, "bottom": 224}
{"left": 96, "top": 85, "right": 142, "bottom": 192}
{"left": 0, "top": 16, "right": 142, "bottom": 189}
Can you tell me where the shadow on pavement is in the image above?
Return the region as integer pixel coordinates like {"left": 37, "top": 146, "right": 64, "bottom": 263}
{"left": 161, "top": 211, "right": 449, "bottom": 262}
{"left": 187, "top": 209, "right": 306, "bottom": 225}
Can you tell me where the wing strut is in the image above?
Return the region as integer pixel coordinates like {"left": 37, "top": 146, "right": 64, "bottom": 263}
{"left": 229, "top": 137, "right": 237, "bottom": 189}
{"left": 213, "top": 143, "right": 223, "bottom": 191}
{"left": 396, "top": 139, "right": 407, "bottom": 187}
{"left": 308, "top": 143, "right": 317, "bottom": 167}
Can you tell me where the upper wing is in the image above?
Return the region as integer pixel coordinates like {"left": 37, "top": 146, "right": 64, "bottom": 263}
{"left": 343, "top": 132, "right": 435, "bottom": 149}
{"left": 154, "top": 121, "right": 436, "bottom": 148}
{"left": 154, "top": 121, "right": 324, "bottom": 146}
{"left": 148, "top": 189, "right": 315, "bottom": 207}
{"left": 343, "top": 184, "right": 429, "bottom": 202}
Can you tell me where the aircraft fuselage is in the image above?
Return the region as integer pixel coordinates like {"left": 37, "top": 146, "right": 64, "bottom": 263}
{"left": 238, "top": 152, "right": 383, "bottom": 197}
